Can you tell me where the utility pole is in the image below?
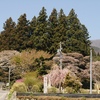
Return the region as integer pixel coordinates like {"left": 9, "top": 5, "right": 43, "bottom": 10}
{"left": 8, "top": 67, "right": 11, "bottom": 89}
{"left": 90, "top": 48, "right": 92, "bottom": 94}
{"left": 57, "top": 42, "right": 63, "bottom": 93}
{"left": 59, "top": 42, "right": 62, "bottom": 70}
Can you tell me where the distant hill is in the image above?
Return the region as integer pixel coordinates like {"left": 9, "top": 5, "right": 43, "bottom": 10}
{"left": 91, "top": 39, "right": 100, "bottom": 48}
{"left": 92, "top": 46, "right": 100, "bottom": 54}
{"left": 91, "top": 39, "right": 100, "bottom": 54}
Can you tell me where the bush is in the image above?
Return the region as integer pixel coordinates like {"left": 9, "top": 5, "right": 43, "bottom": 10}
{"left": 47, "top": 87, "right": 58, "bottom": 93}
{"left": 8, "top": 82, "right": 27, "bottom": 100}
{"left": 63, "top": 74, "right": 82, "bottom": 93}
{"left": 10, "top": 82, "right": 27, "bottom": 93}
{"left": 32, "top": 85, "right": 40, "bottom": 93}
{"left": 23, "top": 72, "right": 43, "bottom": 92}
{"left": 64, "top": 87, "right": 74, "bottom": 93}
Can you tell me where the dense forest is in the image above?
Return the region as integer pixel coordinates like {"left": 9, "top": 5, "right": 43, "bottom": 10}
{"left": 0, "top": 7, "right": 91, "bottom": 56}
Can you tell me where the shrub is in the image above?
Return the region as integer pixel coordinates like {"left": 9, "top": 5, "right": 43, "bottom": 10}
{"left": 10, "top": 82, "right": 27, "bottom": 93}
{"left": 8, "top": 82, "right": 27, "bottom": 100}
{"left": 32, "top": 85, "right": 40, "bottom": 93}
{"left": 23, "top": 72, "right": 43, "bottom": 92}
{"left": 47, "top": 87, "right": 58, "bottom": 93}
{"left": 64, "top": 87, "right": 74, "bottom": 93}
{"left": 63, "top": 74, "right": 82, "bottom": 93}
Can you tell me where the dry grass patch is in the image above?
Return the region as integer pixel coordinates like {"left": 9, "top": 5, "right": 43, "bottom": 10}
{"left": 17, "top": 96, "right": 100, "bottom": 100}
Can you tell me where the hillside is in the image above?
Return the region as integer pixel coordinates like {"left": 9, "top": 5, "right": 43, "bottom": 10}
{"left": 91, "top": 39, "right": 100, "bottom": 54}
{"left": 91, "top": 39, "right": 100, "bottom": 48}
{"left": 92, "top": 46, "right": 100, "bottom": 54}
{"left": 0, "top": 50, "right": 100, "bottom": 89}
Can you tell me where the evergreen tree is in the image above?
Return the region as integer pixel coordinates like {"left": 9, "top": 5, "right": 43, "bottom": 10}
{"left": 31, "top": 7, "right": 48, "bottom": 51}
{"left": 0, "top": 17, "right": 16, "bottom": 50}
{"left": 30, "top": 16, "right": 37, "bottom": 35}
{"left": 65, "top": 9, "right": 90, "bottom": 55}
{"left": 15, "top": 13, "right": 30, "bottom": 51}
{"left": 28, "top": 16, "right": 37, "bottom": 48}
{"left": 57, "top": 9, "right": 67, "bottom": 52}
{"left": 81, "top": 24, "right": 91, "bottom": 55}
{"left": 48, "top": 8, "right": 58, "bottom": 53}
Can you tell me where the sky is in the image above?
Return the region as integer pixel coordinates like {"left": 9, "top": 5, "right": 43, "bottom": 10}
{"left": 0, "top": 0, "right": 100, "bottom": 40}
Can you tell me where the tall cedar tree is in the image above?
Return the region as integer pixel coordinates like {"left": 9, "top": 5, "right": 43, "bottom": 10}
{"left": 29, "top": 16, "right": 37, "bottom": 48}
{"left": 57, "top": 9, "right": 68, "bottom": 53}
{"left": 0, "top": 17, "right": 16, "bottom": 50}
{"left": 48, "top": 8, "right": 58, "bottom": 53}
{"left": 31, "top": 7, "right": 49, "bottom": 51}
{"left": 66, "top": 9, "right": 90, "bottom": 56}
{"left": 15, "top": 14, "right": 30, "bottom": 51}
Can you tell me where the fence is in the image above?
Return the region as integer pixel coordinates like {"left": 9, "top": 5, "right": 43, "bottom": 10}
{"left": 17, "top": 92, "right": 100, "bottom": 98}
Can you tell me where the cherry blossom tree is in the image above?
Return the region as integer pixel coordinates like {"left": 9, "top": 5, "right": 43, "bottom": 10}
{"left": 46, "top": 64, "right": 75, "bottom": 89}
{"left": 45, "top": 64, "right": 82, "bottom": 93}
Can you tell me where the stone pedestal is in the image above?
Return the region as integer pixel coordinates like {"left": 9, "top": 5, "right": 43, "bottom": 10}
{"left": 43, "top": 76, "right": 47, "bottom": 93}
